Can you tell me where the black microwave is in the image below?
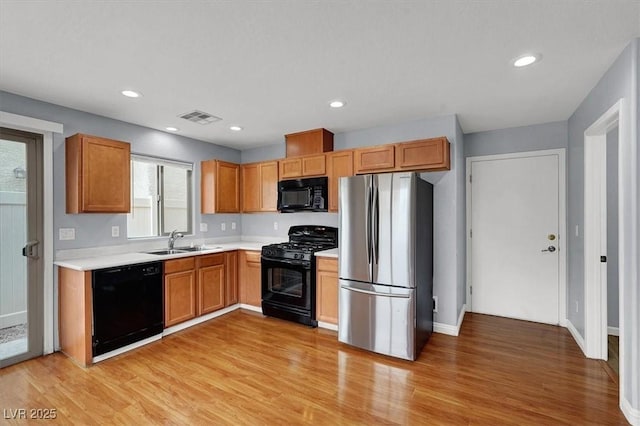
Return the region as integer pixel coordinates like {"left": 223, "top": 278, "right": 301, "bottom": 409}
{"left": 277, "top": 177, "right": 328, "bottom": 212}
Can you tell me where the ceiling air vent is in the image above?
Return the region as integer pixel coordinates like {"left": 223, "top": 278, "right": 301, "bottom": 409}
{"left": 178, "top": 110, "right": 222, "bottom": 125}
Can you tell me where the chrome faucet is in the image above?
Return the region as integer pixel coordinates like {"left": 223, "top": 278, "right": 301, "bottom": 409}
{"left": 168, "top": 229, "right": 184, "bottom": 250}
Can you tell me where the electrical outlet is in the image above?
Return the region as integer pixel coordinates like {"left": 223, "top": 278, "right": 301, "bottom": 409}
{"left": 433, "top": 296, "right": 438, "bottom": 313}
{"left": 575, "top": 301, "right": 579, "bottom": 313}
{"left": 221, "top": 222, "right": 226, "bottom": 231}
{"left": 111, "top": 226, "right": 119, "bottom": 237}
{"left": 200, "top": 223, "right": 208, "bottom": 232}
{"left": 231, "top": 222, "right": 236, "bottom": 230}
{"left": 59, "top": 228, "right": 75, "bottom": 241}
{"left": 273, "top": 221, "right": 278, "bottom": 231}
{"left": 575, "top": 225, "right": 579, "bottom": 237}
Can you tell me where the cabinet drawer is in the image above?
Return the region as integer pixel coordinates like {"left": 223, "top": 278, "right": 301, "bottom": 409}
{"left": 164, "top": 257, "right": 195, "bottom": 274}
{"left": 197, "top": 253, "right": 224, "bottom": 268}
{"left": 317, "top": 258, "right": 338, "bottom": 272}
{"left": 244, "top": 251, "right": 261, "bottom": 263}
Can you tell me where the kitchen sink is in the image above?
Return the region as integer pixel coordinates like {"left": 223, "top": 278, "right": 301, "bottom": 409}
{"left": 145, "top": 249, "right": 189, "bottom": 255}
{"left": 174, "top": 245, "right": 222, "bottom": 251}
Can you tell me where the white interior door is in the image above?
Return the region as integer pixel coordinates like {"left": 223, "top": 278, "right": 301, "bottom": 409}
{"left": 469, "top": 151, "right": 563, "bottom": 325}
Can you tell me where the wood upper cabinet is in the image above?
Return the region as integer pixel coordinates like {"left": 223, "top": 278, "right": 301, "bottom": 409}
{"left": 225, "top": 251, "right": 238, "bottom": 306}
{"left": 327, "top": 150, "right": 354, "bottom": 212}
{"left": 241, "top": 161, "right": 278, "bottom": 212}
{"left": 164, "top": 257, "right": 197, "bottom": 327}
{"left": 354, "top": 144, "right": 395, "bottom": 174}
{"left": 279, "top": 154, "right": 326, "bottom": 179}
{"left": 285, "top": 128, "right": 333, "bottom": 157}
{"left": 316, "top": 258, "right": 338, "bottom": 325}
{"left": 201, "top": 160, "right": 240, "bottom": 213}
{"left": 196, "top": 254, "right": 225, "bottom": 316}
{"left": 395, "top": 137, "right": 450, "bottom": 171}
{"left": 65, "top": 133, "right": 130, "bottom": 213}
{"left": 238, "top": 250, "right": 262, "bottom": 307}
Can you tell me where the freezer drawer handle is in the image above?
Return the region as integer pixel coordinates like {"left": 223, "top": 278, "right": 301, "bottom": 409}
{"left": 341, "top": 286, "right": 410, "bottom": 298}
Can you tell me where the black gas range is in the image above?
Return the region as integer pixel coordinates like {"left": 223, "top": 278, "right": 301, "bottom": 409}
{"left": 261, "top": 225, "right": 338, "bottom": 327}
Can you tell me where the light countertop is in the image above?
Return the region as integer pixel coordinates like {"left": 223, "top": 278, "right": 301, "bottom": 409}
{"left": 315, "top": 248, "right": 338, "bottom": 258}
{"left": 54, "top": 241, "right": 267, "bottom": 271}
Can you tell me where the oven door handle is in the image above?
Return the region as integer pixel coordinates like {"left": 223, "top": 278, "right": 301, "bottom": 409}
{"left": 261, "top": 256, "right": 311, "bottom": 267}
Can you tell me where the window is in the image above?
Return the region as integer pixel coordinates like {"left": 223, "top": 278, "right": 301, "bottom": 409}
{"left": 127, "top": 155, "right": 193, "bottom": 238}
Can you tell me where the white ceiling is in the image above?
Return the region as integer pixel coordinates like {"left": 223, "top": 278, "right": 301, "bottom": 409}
{"left": 1, "top": 1, "right": 639, "bottom": 150}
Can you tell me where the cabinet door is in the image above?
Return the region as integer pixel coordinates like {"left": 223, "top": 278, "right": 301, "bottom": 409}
{"left": 215, "top": 161, "right": 240, "bottom": 213}
{"left": 239, "top": 251, "right": 262, "bottom": 307}
{"left": 279, "top": 158, "right": 302, "bottom": 179}
{"left": 241, "top": 163, "right": 260, "bottom": 212}
{"left": 354, "top": 145, "right": 395, "bottom": 174}
{"left": 260, "top": 161, "right": 278, "bottom": 212}
{"left": 66, "top": 134, "right": 131, "bottom": 213}
{"left": 285, "top": 128, "right": 334, "bottom": 157}
{"left": 198, "top": 264, "right": 225, "bottom": 315}
{"left": 396, "top": 137, "right": 450, "bottom": 171}
{"left": 301, "top": 154, "right": 326, "bottom": 176}
{"left": 225, "top": 251, "right": 238, "bottom": 306}
{"left": 201, "top": 159, "right": 216, "bottom": 214}
{"left": 327, "top": 150, "right": 354, "bottom": 212}
{"left": 316, "top": 258, "right": 338, "bottom": 325}
{"left": 165, "top": 270, "right": 196, "bottom": 327}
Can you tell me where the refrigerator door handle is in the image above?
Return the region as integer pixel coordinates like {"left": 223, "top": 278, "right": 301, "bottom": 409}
{"left": 365, "top": 180, "right": 372, "bottom": 265}
{"left": 372, "top": 182, "right": 379, "bottom": 265}
{"left": 340, "top": 285, "right": 411, "bottom": 299}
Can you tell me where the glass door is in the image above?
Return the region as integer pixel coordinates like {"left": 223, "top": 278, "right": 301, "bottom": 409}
{"left": 0, "top": 128, "right": 43, "bottom": 368}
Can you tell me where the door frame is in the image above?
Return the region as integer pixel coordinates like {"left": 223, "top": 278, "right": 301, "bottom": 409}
{"left": 0, "top": 111, "right": 62, "bottom": 355}
{"left": 466, "top": 149, "right": 567, "bottom": 326}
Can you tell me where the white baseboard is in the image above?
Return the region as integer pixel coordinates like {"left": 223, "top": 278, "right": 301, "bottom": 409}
{"left": 92, "top": 334, "right": 162, "bottom": 364}
{"left": 434, "top": 304, "right": 466, "bottom": 336}
{"left": 318, "top": 321, "right": 338, "bottom": 331}
{"left": 621, "top": 397, "right": 640, "bottom": 426}
{"left": 239, "top": 304, "right": 264, "bottom": 314}
{"left": 565, "top": 319, "right": 587, "bottom": 356}
{"left": 608, "top": 326, "right": 620, "bottom": 336}
{"left": 163, "top": 304, "right": 240, "bottom": 336}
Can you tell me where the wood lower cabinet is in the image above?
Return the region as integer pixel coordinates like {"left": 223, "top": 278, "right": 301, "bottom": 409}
{"left": 225, "top": 251, "right": 238, "bottom": 306}
{"left": 395, "top": 137, "right": 450, "bottom": 171}
{"left": 58, "top": 267, "right": 92, "bottom": 366}
{"left": 197, "top": 254, "right": 225, "bottom": 316}
{"left": 316, "top": 258, "right": 338, "bottom": 326}
{"left": 239, "top": 250, "right": 262, "bottom": 307}
{"left": 327, "top": 150, "right": 354, "bottom": 212}
{"left": 201, "top": 159, "right": 240, "bottom": 213}
{"left": 241, "top": 161, "right": 278, "bottom": 212}
{"left": 65, "top": 133, "right": 130, "bottom": 213}
{"left": 354, "top": 144, "right": 395, "bottom": 174}
{"left": 164, "top": 257, "right": 197, "bottom": 327}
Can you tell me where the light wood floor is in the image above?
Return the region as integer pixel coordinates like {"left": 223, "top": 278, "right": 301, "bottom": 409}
{"left": 0, "top": 311, "right": 626, "bottom": 425}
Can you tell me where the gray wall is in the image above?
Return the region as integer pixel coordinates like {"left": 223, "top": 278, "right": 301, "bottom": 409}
{"left": 464, "top": 121, "right": 568, "bottom": 157}
{"left": 0, "top": 91, "right": 242, "bottom": 250}
{"left": 239, "top": 115, "right": 466, "bottom": 327}
{"left": 567, "top": 38, "right": 638, "bottom": 413}
{"left": 606, "top": 128, "right": 619, "bottom": 330}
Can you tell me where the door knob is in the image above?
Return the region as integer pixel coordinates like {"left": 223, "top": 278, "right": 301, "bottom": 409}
{"left": 541, "top": 246, "right": 556, "bottom": 253}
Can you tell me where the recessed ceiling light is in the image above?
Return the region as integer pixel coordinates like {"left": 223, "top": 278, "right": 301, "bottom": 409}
{"left": 230, "top": 126, "right": 243, "bottom": 131}
{"left": 121, "top": 90, "right": 141, "bottom": 98}
{"left": 513, "top": 54, "right": 541, "bottom": 68}
{"left": 165, "top": 127, "right": 179, "bottom": 132}
{"left": 329, "top": 100, "right": 345, "bottom": 108}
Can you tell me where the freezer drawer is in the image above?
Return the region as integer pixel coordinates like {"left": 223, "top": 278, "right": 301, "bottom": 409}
{"left": 338, "top": 279, "right": 416, "bottom": 360}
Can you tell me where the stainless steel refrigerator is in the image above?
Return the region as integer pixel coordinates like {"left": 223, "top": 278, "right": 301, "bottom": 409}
{"left": 338, "top": 172, "right": 433, "bottom": 361}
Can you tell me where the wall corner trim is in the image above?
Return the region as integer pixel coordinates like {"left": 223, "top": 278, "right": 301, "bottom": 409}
{"left": 620, "top": 397, "right": 640, "bottom": 426}
{"left": 434, "top": 304, "right": 466, "bottom": 336}
{"left": 565, "top": 319, "right": 587, "bottom": 356}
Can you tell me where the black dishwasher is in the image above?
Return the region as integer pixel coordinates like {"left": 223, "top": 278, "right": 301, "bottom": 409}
{"left": 92, "top": 262, "right": 163, "bottom": 356}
